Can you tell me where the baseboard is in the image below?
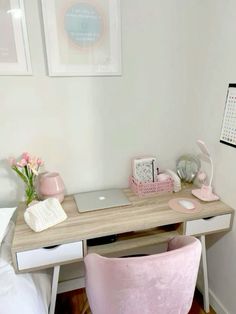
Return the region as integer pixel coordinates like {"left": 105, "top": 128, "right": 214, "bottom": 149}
{"left": 197, "top": 282, "right": 229, "bottom": 314}
{"left": 208, "top": 288, "right": 229, "bottom": 314}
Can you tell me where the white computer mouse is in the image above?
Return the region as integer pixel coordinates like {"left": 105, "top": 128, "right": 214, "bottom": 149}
{"left": 178, "top": 199, "right": 195, "bottom": 210}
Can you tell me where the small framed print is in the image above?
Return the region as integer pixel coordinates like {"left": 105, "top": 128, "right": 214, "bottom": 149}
{"left": 132, "top": 157, "right": 157, "bottom": 183}
{"left": 0, "top": 0, "right": 32, "bottom": 75}
{"left": 41, "top": 0, "right": 122, "bottom": 77}
{"left": 220, "top": 84, "right": 236, "bottom": 148}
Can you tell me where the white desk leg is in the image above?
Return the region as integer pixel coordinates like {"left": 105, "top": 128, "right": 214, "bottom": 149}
{"left": 49, "top": 265, "right": 60, "bottom": 314}
{"left": 200, "top": 235, "right": 210, "bottom": 313}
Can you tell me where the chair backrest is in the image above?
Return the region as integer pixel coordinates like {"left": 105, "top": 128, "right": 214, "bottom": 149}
{"left": 84, "top": 236, "right": 201, "bottom": 314}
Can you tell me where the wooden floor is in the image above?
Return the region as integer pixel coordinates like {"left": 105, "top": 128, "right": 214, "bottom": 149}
{"left": 55, "top": 288, "right": 216, "bottom": 314}
{"left": 189, "top": 290, "right": 216, "bottom": 314}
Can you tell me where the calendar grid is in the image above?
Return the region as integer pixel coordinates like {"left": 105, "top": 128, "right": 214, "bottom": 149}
{"left": 220, "top": 84, "right": 236, "bottom": 148}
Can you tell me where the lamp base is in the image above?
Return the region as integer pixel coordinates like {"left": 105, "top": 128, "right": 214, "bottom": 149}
{"left": 192, "top": 185, "right": 220, "bottom": 202}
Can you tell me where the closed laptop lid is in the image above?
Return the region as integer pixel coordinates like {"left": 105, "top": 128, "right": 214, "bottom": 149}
{"left": 74, "top": 189, "right": 131, "bottom": 213}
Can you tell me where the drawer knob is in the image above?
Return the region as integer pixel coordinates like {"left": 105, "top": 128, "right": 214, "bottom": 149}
{"left": 43, "top": 245, "right": 60, "bottom": 249}
{"left": 203, "top": 216, "right": 214, "bottom": 220}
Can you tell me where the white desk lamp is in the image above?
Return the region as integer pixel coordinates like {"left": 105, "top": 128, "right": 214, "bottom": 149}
{"left": 192, "top": 140, "right": 219, "bottom": 201}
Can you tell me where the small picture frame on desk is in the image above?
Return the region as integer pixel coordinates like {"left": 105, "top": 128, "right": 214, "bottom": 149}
{"left": 132, "top": 157, "right": 157, "bottom": 182}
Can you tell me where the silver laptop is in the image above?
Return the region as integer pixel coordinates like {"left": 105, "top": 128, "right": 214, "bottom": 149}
{"left": 74, "top": 188, "right": 131, "bottom": 213}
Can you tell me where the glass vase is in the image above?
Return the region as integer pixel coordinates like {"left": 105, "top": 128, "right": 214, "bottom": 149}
{"left": 25, "top": 182, "right": 38, "bottom": 206}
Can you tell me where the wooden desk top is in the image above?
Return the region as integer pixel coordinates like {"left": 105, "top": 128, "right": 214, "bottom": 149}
{"left": 12, "top": 185, "right": 234, "bottom": 253}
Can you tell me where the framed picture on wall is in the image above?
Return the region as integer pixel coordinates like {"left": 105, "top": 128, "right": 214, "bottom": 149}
{"left": 41, "top": 0, "right": 122, "bottom": 77}
{"left": 0, "top": 0, "right": 32, "bottom": 75}
{"left": 220, "top": 84, "right": 236, "bottom": 148}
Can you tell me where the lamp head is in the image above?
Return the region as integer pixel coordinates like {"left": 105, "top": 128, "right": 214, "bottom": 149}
{"left": 192, "top": 140, "right": 219, "bottom": 201}
{"left": 197, "top": 140, "right": 211, "bottom": 157}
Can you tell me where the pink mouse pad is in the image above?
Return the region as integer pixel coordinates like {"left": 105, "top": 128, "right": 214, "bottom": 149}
{"left": 168, "top": 198, "right": 202, "bottom": 214}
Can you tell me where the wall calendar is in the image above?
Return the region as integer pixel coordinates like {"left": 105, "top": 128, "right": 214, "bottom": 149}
{"left": 220, "top": 84, "right": 236, "bottom": 148}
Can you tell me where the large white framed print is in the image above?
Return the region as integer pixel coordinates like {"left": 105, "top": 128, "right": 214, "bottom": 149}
{"left": 41, "top": 0, "right": 122, "bottom": 76}
{"left": 0, "top": 0, "right": 32, "bottom": 75}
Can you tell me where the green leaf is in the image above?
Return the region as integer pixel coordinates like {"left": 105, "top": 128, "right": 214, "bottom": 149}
{"left": 12, "top": 166, "right": 29, "bottom": 185}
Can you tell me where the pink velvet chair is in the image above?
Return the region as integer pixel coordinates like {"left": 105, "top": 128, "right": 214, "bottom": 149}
{"left": 84, "top": 235, "right": 201, "bottom": 314}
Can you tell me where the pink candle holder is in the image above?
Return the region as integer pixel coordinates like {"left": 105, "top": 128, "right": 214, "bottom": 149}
{"left": 37, "top": 172, "right": 65, "bottom": 203}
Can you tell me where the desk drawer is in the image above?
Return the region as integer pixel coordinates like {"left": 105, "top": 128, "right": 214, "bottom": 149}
{"left": 17, "top": 241, "right": 83, "bottom": 271}
{"left": 185, "top": 214, "right": 231, "bottom": 236}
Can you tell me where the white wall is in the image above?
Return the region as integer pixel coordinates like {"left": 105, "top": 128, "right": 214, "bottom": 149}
{"left": 2, "top": 1, "right": 235, "bottom": 311}
{"left": 189, "top": 1, "right": 236, "bottom": 313}
{"left": 0, "top": 0, "right": 195, "bottom": 206}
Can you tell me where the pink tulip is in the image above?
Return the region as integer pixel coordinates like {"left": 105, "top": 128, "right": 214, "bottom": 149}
{"left": 8, "top": 157, "right": 16, "bottom": 166}
{"left": 31, "top": 168, "right": 39, "bottom": 175}
{"left": 29, "top": 156, "right": 37, "bottom": 165}
{"left": 22, "top": 152, "right": 30, "bottom": 162}
{"left": 28, "top": 157, "right": 39, "bottom": 175}
{"left": 37, "top": 158, "right": 44, "bottom": 166}
{"left": 17, "top": 158, "right": 27, "bottom": 167}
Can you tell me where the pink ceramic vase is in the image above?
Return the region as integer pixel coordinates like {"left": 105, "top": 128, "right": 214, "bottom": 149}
{"left": 37, "top": 172, "right": 65, "bottom": 203}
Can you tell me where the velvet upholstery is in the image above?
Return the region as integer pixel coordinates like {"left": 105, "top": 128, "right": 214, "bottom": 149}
{"left": 84, "top": 236, "right": 201, "bottom": 314}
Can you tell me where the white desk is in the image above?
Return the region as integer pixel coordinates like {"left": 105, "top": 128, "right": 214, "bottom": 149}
{"left": 11, "top": 185, "right": 234, "bottom": 313}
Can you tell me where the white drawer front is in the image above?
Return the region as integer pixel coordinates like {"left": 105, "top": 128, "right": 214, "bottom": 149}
{"left": 17, "top": 241, "right": 83, "bottom": 271}
{"left": 185, "top": 214, "right": 231, "bottom": 236}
